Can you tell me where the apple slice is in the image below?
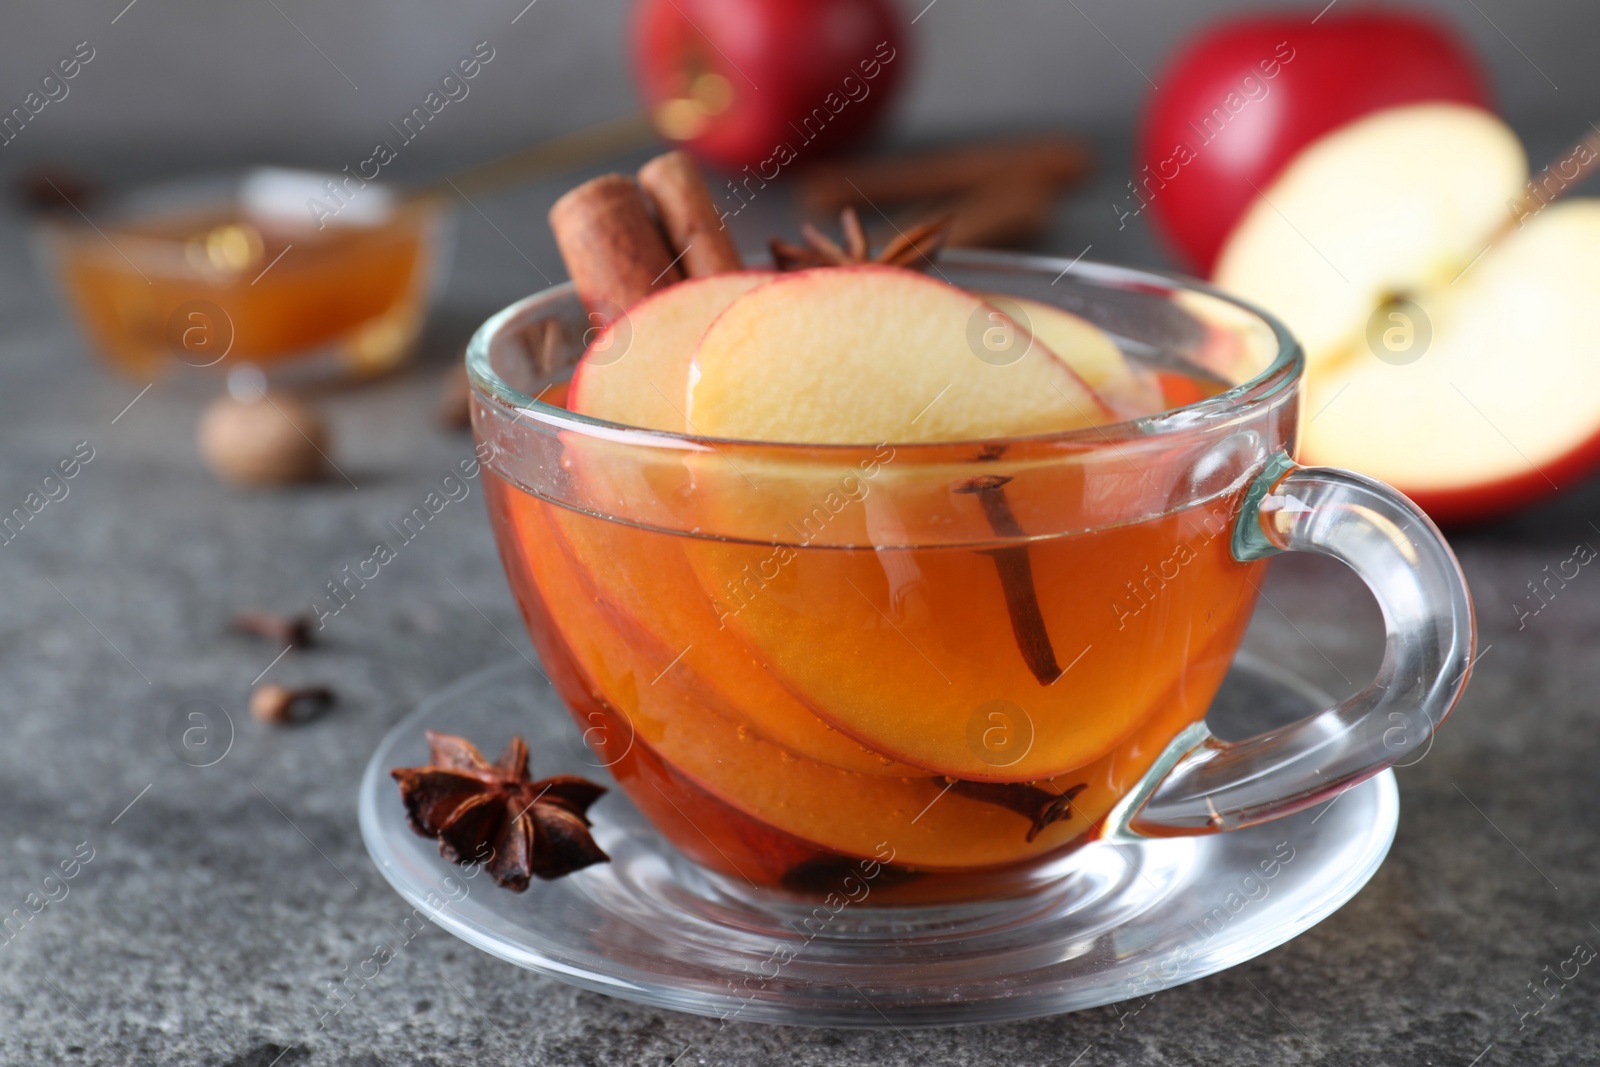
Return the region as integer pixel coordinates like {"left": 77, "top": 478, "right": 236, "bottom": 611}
{"left": 686, "top": 265, "right": 1113, "bottom": 443}
{"left": 528, "top": 495, "right": 1238, "bottom": 869}
{"left": 1301, "top": 200, "right": 1600, "bottom": 511}
{"left": 557, "top": 269, "right": 939, "bottom": 774}
{"left": 620, "top": 552, "right": 1252, "bottom": 867}
{"left": 1214, "top": 103, "right": 1526, "bottom": 374}
{"left": 568, "top": 270, "right": 773, "bottom": 429}
{"left": 981, "top": 294, "right": 1163, "bottom": 417}
{"left": 686, "top": 491, "right": 1264, "bottom": 782}
{"left": 504, "top": 417, "right": 927, "bottom": 777}
{"left": 496, "top": 481, "right": 1116, "bottom": 867}
{"left": 538, "top": 499, "right": 932, "bottom": 777}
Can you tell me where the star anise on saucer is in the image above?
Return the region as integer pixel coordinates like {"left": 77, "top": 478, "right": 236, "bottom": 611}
{"left": 770, "top": 206, "right": 955, "bottom": 273}
{"left": 390, "top": 730, "right": 608, "bottom": 891}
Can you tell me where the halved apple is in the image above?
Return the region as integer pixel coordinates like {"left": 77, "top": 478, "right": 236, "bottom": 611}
{"left": 686, "top": 265, "right": 1114, "bottom": 443}
{"left": 1215, "top": 103, "right": 1600, "bottom": 521}
{"left": 1301, "top": 201, "right": 1600, "bottom": 516}
{"left": 568, "top": 270, "right": 773, "bottom": 429}
{"left": 1215, "top": 103, "right": 1525, "bottom": 375}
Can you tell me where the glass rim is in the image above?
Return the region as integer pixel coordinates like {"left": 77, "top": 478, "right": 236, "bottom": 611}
{"left": 465, "top": 248, "right": 1303, "bottom": 453}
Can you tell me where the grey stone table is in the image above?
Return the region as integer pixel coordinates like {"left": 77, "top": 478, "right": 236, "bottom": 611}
{"left": 1, "top": 148, "right": 1595, "bottom": 1067}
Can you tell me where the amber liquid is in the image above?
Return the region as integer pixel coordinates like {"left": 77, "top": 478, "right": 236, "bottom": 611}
{"left": 53, "top": 202, "right": 434, "bottom": 378}
{"left": 485, "top": 396, "right": 1264, "bottom": 902}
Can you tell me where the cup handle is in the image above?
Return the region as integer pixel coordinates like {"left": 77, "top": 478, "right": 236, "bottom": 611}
{"left": 1115, "top": 451, "right": 1476, "bottom": 837}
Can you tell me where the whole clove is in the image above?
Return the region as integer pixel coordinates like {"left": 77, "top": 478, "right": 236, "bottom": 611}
{"left": 953, "top": 474, "right": 1063, "bottom": 685}
{"left": 231, "top": 610, "right": 314, "bottom": 649}
{"left": 250, "top": 683, "right": 334, "bottom": 724}
{"left": 948, "top": 780, "right": 1087, "bottom": 841}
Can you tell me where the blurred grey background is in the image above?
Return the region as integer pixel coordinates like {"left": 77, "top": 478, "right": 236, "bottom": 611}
{"left": 0, "top": 0, "right": 1589, "bottom": 179}
{"left": 0, "top": 5, "right": 1597, "bottom": 1065}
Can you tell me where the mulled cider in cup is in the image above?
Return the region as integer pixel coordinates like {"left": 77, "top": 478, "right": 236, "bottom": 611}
{"left": 468, "top": 249, "right": 1475, "bottom": 904}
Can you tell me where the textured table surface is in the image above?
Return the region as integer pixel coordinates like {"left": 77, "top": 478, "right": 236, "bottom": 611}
{"left": 1, "top": 144, "right": 1596, "bottom": 1067}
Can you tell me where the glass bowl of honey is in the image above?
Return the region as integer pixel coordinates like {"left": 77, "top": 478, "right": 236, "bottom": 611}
{"left": 41, "top": 168, "right": 449, "bottom": 380}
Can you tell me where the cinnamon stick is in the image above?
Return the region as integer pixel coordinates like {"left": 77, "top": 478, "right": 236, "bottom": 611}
{"left": 945, "top": 171, "right": 1060, "bottom": 249}
{"left": 800, "top": 133, "right": 1093, "bottom": 215}
{"left": 1498, "top": 126, "right": 1600, "bottom": 241}
{"left": 638, "top": 150, "right": 743, "bottom": 276}
{"left": 549, "top": 174, "right": 683, "bottom": 322}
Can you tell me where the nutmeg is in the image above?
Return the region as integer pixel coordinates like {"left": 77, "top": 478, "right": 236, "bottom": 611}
{"left": 197, "top": 391, "right": 329, "bottom": 486}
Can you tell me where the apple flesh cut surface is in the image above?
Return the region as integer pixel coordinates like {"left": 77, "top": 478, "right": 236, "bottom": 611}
{"left": 686, "top": 265, "right": 1113, "bottom": 443}
{"left": 982, "top": 294, "right": 1163, "bottom": 418}
{"left": 686, "top": 499, "right": 1262, "bottom": 783}
{"left": 568, "top": 271, "right": 773, "bottom": 431}
{"left": 681, "top": 266, "right": 1238, "bottom": 784}
{"left": 1216, "top": 104, "right": 1525, "bottom": 375}
{"left": 1301, "top": 200, "right": 1600, "bottom": 520}
{"left": 564, "top": 269, "right": 934, "bottom": 776}
{"left": 564, "top": 272, "right": 772, "bottom": 524}
{"left": 1215, "top": 103, "right": 1600, "bottom": 520}
{"left": 538, "top": 498, "right": 933, "bottom": 778}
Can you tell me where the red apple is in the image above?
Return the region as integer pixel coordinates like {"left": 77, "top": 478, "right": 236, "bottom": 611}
{"left": 631, "top": 0, "right": 906, "bottom": 173}
{"left": 1214, "top": 102, "right": 1600, "bottom": 526}
{"left": 1137, "top": 8, "right": 1490, "bottom": 273}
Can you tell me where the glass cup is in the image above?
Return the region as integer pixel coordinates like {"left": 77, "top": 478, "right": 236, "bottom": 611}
{"left": 465, "top": 251, "right": 1475, "bottom": 905}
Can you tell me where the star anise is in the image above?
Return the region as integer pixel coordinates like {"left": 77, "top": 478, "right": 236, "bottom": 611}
{"left": 390, "top": 730, "right": 608, "bottom": 890}
{"left": 770, "top": 206, "right": 955, "bottom": 273}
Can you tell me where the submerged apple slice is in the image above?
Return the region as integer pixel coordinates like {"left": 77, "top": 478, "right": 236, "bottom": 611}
{"left": 687, "top": 493, "right": 1263, "bottom": 782}
{"left": 1215, "top": 103, "right": 1526, "bottom": 374}
{"left": 539, "top": 500, "right": 931, "bottom": 777}
{"left": 502, "top": 485, "right": 1112, "bottom": 867}
{"left": 686, "top": 266, "right": 1113, "bottom": 443}
{"left": 569, "top": 270, "right": 773, "bottom": 429}
{"left": 982, "top": 295, "right": 1162, "bottom": 418}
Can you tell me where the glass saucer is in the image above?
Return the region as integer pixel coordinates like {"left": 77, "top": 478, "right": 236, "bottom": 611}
{"left": 358, "top": 654, "right": 1397, "bottom": 1028}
